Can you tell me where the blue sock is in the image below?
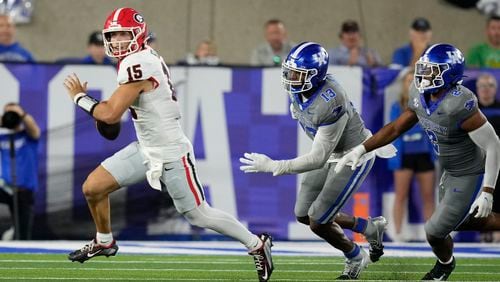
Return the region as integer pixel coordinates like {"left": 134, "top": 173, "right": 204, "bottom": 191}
{"left": 344, "top": 244, "right": 360, "bottom": 259}
{"left": 352, "top": 217, "right": 368, "bottom": 234}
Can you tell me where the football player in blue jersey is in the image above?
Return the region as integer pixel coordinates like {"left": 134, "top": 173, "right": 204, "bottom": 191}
{"left": 337, "top": 43, "right": 500, "bottom": 281}
{"left": 240, "top": 42, "right": 396, "bottom": 279}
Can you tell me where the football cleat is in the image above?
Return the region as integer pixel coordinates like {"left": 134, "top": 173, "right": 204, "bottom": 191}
{"left": 336, "top": 246, "right": 370, "bottom": 280}
{"left": 421, "top": 257, "right": 455, "bottom": 280}
{"left": 68, "top": 239, "right": 119, "bottom": 263}
{"left": 249, "top": 233, "right": 274, "bottom": 282}
{"left": 364, "top": 216, "right": 387, "bottom": 262}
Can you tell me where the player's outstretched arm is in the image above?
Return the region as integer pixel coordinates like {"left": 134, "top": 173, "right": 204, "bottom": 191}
{"left": 240, "top": 114, "right": 348, "bottom": 176}
{"left": 64, "top": 73, "right": 152, "bottom": 124}
{"left": 335, "top": 109, "right": 418, "bottom": 171}
{"left": 464, "top": 111, "right": 500, "bottom": 218}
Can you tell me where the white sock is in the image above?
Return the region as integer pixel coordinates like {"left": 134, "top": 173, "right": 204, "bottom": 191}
{"left": 247, "top": 235, "right": 263, "bottom": 252}
{"left": 438, "top": 256, "right": 453, "bottom": 265}
{"left": 96, "top": 232, "right": 113, "bottom": 245}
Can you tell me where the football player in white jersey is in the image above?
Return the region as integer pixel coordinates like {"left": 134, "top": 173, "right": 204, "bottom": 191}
{"left": 63, "top": 7, "right": 273, "bottom": 281}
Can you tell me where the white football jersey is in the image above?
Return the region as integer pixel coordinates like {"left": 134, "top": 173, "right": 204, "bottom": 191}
{"left": 117, "top": 47, "right": 192, "bottom": 164}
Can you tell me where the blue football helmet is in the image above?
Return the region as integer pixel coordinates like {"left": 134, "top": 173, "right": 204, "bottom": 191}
{"left": 282, "top": 42, "right": 329, "bottom": 94}
{"left": 414, "top": 43, "right": 465, "bottom": 95}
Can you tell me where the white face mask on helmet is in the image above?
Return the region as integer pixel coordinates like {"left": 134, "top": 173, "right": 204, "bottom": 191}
{"left": 103, "top": 28, "right": 143, "bottom": 58}
{"left": 281, "top": 61, "right": 317, "bottom": 94}
{"left": 414, "top": 60, "right": 449, "bottom": 94}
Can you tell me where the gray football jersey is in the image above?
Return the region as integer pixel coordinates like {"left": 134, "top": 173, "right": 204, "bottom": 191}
{"left": 290, "top": 75, "right": 368, "bottom": 153}
{"left": 408, "top": 84, "right": 484, "bottom": 176}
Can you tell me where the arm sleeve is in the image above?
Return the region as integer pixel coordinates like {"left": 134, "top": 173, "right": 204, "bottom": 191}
{"left": 273, "top": 113, "right": 349, "bottom": 175}
{"left": 468, "top": 121, "right": 500, "bottom": 189}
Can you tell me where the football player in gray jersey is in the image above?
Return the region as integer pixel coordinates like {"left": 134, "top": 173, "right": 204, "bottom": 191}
{"left": 337, "top": 43, "right": 500, "bottom": 281}
{"left": 240, "top": 42, "right": 396, "bottom": 279}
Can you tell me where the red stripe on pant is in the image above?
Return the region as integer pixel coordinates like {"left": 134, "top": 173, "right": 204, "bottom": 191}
{"left": 182, "top": 156, "right": 201, "bottom": 206}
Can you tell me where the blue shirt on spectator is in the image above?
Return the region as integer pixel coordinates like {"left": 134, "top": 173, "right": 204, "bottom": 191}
{"left": 0, "top": 131, "right": 39, "bottom": 191}
{"left": 79, "top": 55, "right": 115, "bottom": 65}
{"left": 0, "top": 42, "right": 35, "bottom": 63}
{"left": 391, "top": 43, "right": 412, "bottom": 69}
{"left": 387, "top": 101, "right": 434, "bottom": 170}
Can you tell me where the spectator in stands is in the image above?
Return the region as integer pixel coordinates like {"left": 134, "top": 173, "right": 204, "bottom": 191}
{"left": 328, "top": 20, "right": 382, "bottom": 67}
{"left": 0, "top": 14, "right": 34, "bottom": 62}
{"left": 0, "top": 102, "right": 40, "bottom": 240}
{"left": 79, "top": 31, "right": 115, "bottom": 65}
{"left": 476, "top": 72, "right": 500, "bottom": 242}
{"left": 390, "top": 17, "right": 432, "bottom": 69}
{"left": 250, "top": 19, "right": 295, "bottom": 66}
{"left": 467, "top": 16, "right": 500, "bottom": 68}
{"left": 388, "top": 69, "right": 435, "bottom": 242}
{"left": 178, "top": 39, "right": 220, "bottom": 65}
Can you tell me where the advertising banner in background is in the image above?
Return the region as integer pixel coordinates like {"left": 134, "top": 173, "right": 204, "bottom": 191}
{"left": 0, "top": 63, "right": 498, "bottom": 241}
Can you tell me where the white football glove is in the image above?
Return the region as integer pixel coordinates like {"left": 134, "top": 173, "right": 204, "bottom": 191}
{"left": 469, "top": 191, "right": 493, "bottom": 218}
{"left": 334, "top": 144, "right": 367, "bottom": 173}
{"left": 239, "top": 152, "right": 278, "bottom": 174}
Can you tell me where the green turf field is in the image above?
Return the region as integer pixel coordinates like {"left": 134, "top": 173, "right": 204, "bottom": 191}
{"left": 0, "top": 253, "right": 499, "bottom": 281}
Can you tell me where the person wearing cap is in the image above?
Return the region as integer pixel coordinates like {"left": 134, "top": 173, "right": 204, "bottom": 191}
{"left": 391, "top": 17, "right": 432, "bottom": 69}
{"left": 0, "top": 14, "right": 35, "bottom": 63}
{"left": 250, "top": 19, "right": 295, "bottom": 66}
{"left": 467, "top": 16, "right": 500, "bottom": 68}
{"left": 328, "top": 20, "right": 382, "bottom": 67}
{"left": 79, "top": 31, "right": 115, "bottom": 65}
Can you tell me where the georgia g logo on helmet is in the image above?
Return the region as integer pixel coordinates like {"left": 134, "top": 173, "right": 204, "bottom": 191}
{"left": 133, "top": 13, "right": 144, "bottom": 24}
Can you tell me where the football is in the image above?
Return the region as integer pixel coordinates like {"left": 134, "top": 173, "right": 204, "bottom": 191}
{"left": 95, "top": 120, "right": 121, "bottom": 140}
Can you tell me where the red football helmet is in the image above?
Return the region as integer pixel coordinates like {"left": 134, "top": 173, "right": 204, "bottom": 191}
{"left": 102, "top": 7, "right": 148, "bottom": 58}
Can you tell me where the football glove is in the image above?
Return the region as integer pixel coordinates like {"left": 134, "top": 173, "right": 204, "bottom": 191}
{"left": 239, "top": 152, "right": 278, "bottom": 174}
{"left": 469, "top": 191, "right": 493, "bottom": 218}
{"left": 334, "top": 144, "right": 366, "bottom": 173}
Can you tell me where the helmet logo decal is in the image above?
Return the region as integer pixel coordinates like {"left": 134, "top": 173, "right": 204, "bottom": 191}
{"left": 133, "top": 13, "right": 144, "bottom": 23}
{"left": 312, "top": 52, "right": 328, "bottom": 66}
{"left": 446, "top": 51, "right": 462, "bottom": 64}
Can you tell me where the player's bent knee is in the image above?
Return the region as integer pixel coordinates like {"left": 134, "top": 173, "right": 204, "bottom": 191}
{"left": 425, "top": 223, "right": 449, "bottom": 244}
{"left": 183, "top": 207, "right": 209, "bottom": 228}
{"left": 426, "top": 233, "right": 449, "bottom": 245}
{"left": 82, "top": 178, "right": 101, "bottom": 199}
{"left": 82, "top": 176, "right": 114, "bottom": 200}
{"left": 296, "top": 216, "right": 310, "bottom": 225}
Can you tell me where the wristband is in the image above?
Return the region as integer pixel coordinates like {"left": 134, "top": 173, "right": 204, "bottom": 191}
{"left": 75, "top": 94, "right": 100, "bottom": 116}
{"left": 73, "top": 92, "right": 87, "bottom": 104}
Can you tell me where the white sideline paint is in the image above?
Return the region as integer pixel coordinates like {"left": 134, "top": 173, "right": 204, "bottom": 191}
{"left": 0, "top": 241, "right": 499, "bottom": 258}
